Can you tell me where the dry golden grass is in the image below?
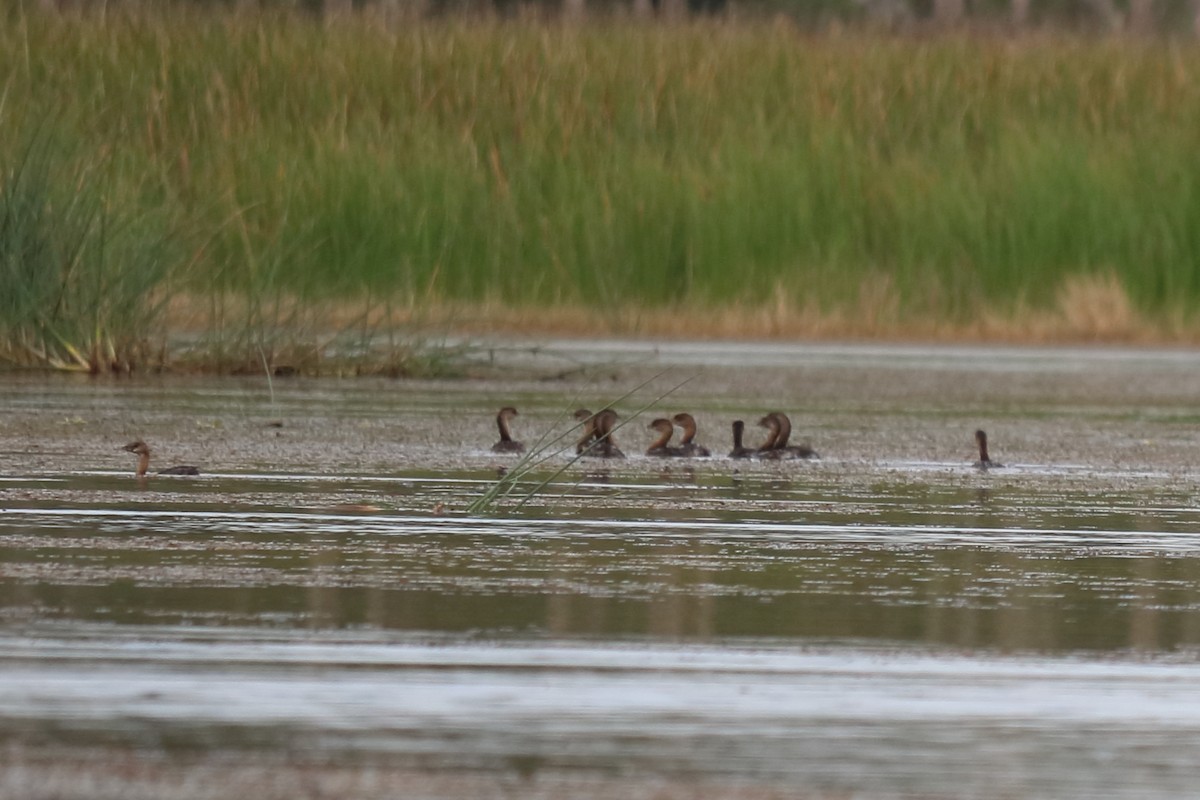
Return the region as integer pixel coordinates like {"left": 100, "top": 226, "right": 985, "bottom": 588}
{"left": 165, "top": 271, "right": 1194, "bottom": 351}
{"left": 1053, "top": 272, "right": 1140, "bottom": 340}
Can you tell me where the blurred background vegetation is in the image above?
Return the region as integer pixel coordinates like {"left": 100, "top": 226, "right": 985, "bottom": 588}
{"left": 3, "top": 0, "right": 1200, "bottom": 372}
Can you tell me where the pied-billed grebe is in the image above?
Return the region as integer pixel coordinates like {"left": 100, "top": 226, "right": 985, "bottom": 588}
{"left": 671, "top": 412, "right": 711, "bottom": 458}
{"left": 576, "top": 408, "right": 625, "bottom": 458}
{"left": 728, "top": 420, "right": 757, "bottom": 459}
{"left": 757, "top": 412, "right": 819, "bottom": 460}
{"left": 592, "top": 408, "right": 625, "bottom": 458}
{"left": 646, "top": 418, "right": 684, "bottom": 457}
{"left": 122, "top": 441, "right": 200, "bottom": 478}
{"left": 491, "top": 406, "right": 525, "bottom": 454}
{"left": 974, "top": 429, "right": 1003, "bottom": 469}
{"left": 757, "top": 413, "right": 782, "bottom": 455}
{"left": 574, "top": 408, "right": 598, "bottom": 454}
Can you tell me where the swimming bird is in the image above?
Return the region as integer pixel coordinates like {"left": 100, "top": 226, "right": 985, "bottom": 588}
{"left": 671, "top": 412, "right": 711, "bottom": 457}
{"left": 728, "top": 420, "right": 757, "bottom": 459}
{"left": 575, "top": 408, "right": 598, "bottom": 454}
{"left": 576, "top": 408, "right": 624, "bottom": 458}
{"left": 646, "top": 418, "right": 684, "bottom": 457}
{"left": 122, "top": 441, "right": 200, "bottom": 478}
{"left": 757, "top": 412, "right": 819, "bottom": 460}
{"left": 974, "top": 429, "right": 1003, "bottom": 469}
{"left": 491, "top": 406, "right": 525, "bottom": 454}
{"left": 592, "top": 408, "right": 625, "bottom": 458}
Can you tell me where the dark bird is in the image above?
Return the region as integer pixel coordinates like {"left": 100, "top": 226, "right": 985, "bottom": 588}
{"left": 974, "top": 429, "right": 1003, "bottom": 469}
{"left": 122, "top": 441, "right": 200, "bottom": 478}
{"left": 671, "top": 412, "right": 711, "bottom": 458}
{"left": 728, "top": 420, "right": 757, "bottom": 459}
{"left": 646, "top": 418, "right": 684, "bottom": 457}
{"left": 576, "top": 408, "right": 624, "bottom": 458}
{"left": 491, "top": 406, "right": 525, "bottom": 454}
{"left": 757, "top": 412, "right": 818, "bottom": 460}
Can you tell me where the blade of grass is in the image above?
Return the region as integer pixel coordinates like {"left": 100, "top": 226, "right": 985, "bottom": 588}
{"left": 466, "top": 370, "right": 695, "bottom": 515}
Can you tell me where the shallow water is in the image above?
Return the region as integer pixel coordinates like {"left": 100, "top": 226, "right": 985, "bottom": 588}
{"left": 3, "top": 341, "right": 1200, "bottom": 798}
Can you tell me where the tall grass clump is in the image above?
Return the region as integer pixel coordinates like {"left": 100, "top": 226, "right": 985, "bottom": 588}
{"left": 7, "top": 8, "right": 1200, "bottom": 341}
{"left": 0, "top": 138, "right": 175, "bottom": 372}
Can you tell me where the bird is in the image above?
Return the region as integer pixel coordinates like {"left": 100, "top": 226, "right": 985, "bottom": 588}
{"left": 728, "top": 420, "right": 757, "bottom": 459}
{"left": 491, "top": 406, "right": 525, "bottom": 453}
{"left": 574, "top": 408, "right": 597, "bottom": 454}
{"left": 671, "top": 412, "right": 711, "bottom": 457}
{"left": 575, "top": 408, "right": 625, "bottom": 458}
{"left": 974, "top": 429, "right": 1003, "bottom": 469}
{"left": 646, "top": 418, "right": 684, "bottom": 457}
{"left": 757, "top": 412, "right": 818, "bottom": 460}
{"left": 122, "top": 441, "right": 200, "bottom": 478}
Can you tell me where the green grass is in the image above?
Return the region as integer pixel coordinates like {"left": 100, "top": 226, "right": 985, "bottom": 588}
{"left": 4, "top": 8, "right": 1200, "bottom": 352}
{"left": 0, "top": 136, "right": 175, "bottom": 371}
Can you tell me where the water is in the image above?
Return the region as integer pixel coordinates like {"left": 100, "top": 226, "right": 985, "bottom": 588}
{"left": 2, "top": 341, "right": 1200, "bottom": 798}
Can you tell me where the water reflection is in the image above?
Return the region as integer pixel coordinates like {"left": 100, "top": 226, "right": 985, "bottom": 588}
{"left": 581, "top": 469, "right": 612, "bottom": 485}
{"left": 3, "top": 507, "right": 1200, "bottom": 651}
{"left": 6, "top": 361, "right": 1200, "bottom": 796}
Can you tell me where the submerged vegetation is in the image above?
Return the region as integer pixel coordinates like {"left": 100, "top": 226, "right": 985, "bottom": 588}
{"left": 3, "top": 7, "right": 1200, "bottom": 369}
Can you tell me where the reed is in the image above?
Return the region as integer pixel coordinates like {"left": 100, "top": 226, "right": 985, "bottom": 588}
{"left": 5, "top": 9, "right": 1200, "bottom": 349}
{"left": 0, "top": 138, "right": 175, "bottom": 371}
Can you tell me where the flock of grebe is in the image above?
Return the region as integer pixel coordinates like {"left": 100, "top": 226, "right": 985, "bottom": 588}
{"left": 491, "top": 407, "right": 1003, "bottom": 468}
{"left": 118, "top": 410, "right": 1001, "bottom": 479}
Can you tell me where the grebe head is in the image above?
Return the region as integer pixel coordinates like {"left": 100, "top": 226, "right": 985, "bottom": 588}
{"left": 671, "top": 412, "right": 696, "bottom": 428}
{"left": 756, "top": 413, "right": 786, "bottom": 452}
{"left": 492, "top": 406, "right": 525, "bottom": 452}
{"left": 648, "top": 418, "right": 675, "bottom": 435}
{"left": 975, "top": 429, "right": 992, "bottom": 463}
{"left": 669, "top": 412, "right": 695, "bottom": 441}
{"left": 646, "top": 418, "right": 680, "bottom": 456}
{"left": 730, "top": 420, "right": 747, "bottom": 450}
{"left": 123, "top": 440, "right": 154, "bottom": 479}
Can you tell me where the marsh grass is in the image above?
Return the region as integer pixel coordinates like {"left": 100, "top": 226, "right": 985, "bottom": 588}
{"left": 280, "top": 281, "right": 1163, "bottom": 343}
{"left": 167, "top": 293, "right": 470, "bottom": 375}
{"left": 6, "top": 10, "right": 1200, "bottom": 347}
{"left": 0, "top": 138, "right": 174, "bottom": 372}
